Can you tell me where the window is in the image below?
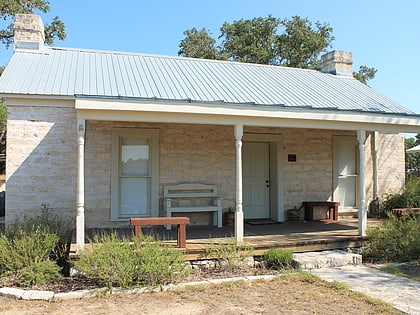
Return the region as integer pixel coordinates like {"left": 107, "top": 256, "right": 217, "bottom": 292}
{"left": 111, "top": 128, "right": 159, "bottom": 220}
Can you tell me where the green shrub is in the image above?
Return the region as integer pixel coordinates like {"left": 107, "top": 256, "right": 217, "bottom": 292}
{"left": 15, "top": 260, "right": 62, "bottom": 287}
{"left": 0, "top": 227, "right": 62, "bottom": 286}
{"left": 74, "top": 233, "right": 139, "bottom": 289}
{"left": 365, "top": 214, "right": 420, "bottom": 262}
{"left": 7, "top": 204, "right": 72, "bottom": 244}
{"left": 380, "top": 177, "right": 420, "bottom": 215}
{"left": 74, "top": 234, "right": 189, "bottom": 289}
{"left": 263, "top": 248, "right": 294, "bottom": 269}
{"left": 135, "top": 236, "right": 190, "bottom": 286}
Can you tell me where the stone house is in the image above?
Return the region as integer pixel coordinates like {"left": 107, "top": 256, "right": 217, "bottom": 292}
{"left": 0, "top": 14, "right": 419, "bottom": 248}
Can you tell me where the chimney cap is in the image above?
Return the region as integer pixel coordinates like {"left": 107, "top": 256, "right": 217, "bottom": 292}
{"left": 320, "top": 50, "right": 353, "bottom": 76}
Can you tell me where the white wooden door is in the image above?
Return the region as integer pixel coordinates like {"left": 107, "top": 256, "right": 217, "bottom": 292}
{"left": 243, "top": 142, "right": 270, "bottom": 218}
{"left": 333, "top": 136, "right": 358, "bottom": 209}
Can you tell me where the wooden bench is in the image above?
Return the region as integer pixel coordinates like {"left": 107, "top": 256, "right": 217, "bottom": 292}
{"left": 130, "top": 217, "right": 190, "bottom": 248}
{"left": 303, "top": 201, "right": 340, "bottom": 222}
{"left": 164, "top": 183, "right": 222, "bottom": 230}
{"left": 391, "top": 208, "right": 420, "bottom": 217}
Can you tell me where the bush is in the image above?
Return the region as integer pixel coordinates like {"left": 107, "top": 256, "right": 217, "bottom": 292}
{"left": 136, "top": 236, "right": 190, "bottom": 286}
{"left": 365, "top": 214, "right": 420, "bottom": 262}
{"left": 380, "top": 177, "right": 420, "bottom": 215}
{"left": 15, "top": 260, "right": 61, "bottom": 287}
{"left": 0, "top": 227, "right": 62, "bottom": 286}
{"left": 75, "top": 233, "right": 139, "bottom": 289}
{"left": 74, "top": 233, "right": 189, "bottom": 288}
{"left": 7, "top": 204, "right": 72, "bottom": 244}
{"left": 263, "top": 248, "right": 294, "bottom": 269}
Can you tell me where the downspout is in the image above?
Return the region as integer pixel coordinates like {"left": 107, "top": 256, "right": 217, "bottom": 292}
{"left": 76, "top": 118, "right": 86, "bottom": 250}
{"left": 234, "top": 124, "right": 244, "bottom": 243}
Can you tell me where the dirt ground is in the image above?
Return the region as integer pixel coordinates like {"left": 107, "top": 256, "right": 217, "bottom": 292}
{"left": 0, "top": 274, "right": 399, "bottom": 315}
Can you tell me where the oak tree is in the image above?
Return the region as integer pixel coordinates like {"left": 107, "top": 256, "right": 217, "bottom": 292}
{"left": 178, "top": 15, "right": 376, "bottom": 83}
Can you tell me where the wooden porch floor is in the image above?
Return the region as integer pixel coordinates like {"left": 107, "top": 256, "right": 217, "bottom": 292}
{"left": 71, "top": 218, "right": 381, "bottom": 260}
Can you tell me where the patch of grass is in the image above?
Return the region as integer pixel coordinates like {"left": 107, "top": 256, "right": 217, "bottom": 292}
{"left": 263, "top": 248, "right": 295, "bottom": 269}
{"left": 379, "top": 264, "right": 405, "bottom": 277}
{"left": 379, "top": 262, "right": 420, "bottom": 281}
{"left": 290, "top": 271, "right": 320, "bottom": 283}
{"left": 284, "top": 272, "right": 397, "bottom": 313}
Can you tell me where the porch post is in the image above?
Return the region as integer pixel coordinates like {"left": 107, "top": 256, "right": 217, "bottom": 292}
{"left": 234, "top": 124, "right": 244, "bottom": 243}
{"left": 76, "top": 118, "right": 86, "bottom": 250}
{"left": 357, "top": 130, "right": 367, "bottom": 236}
{"left": 373, "top": 131, "right": 379, "bottom": 200}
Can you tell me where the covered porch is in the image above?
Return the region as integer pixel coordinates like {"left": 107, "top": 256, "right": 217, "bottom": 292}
{"left": 73, "top": 94, "right": 419, "bottom": 251}
{"left": 74, "top": 96, "right": 416, "bottom": 250}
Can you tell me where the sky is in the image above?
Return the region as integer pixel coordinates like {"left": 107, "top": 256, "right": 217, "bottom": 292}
{"left": 1, "top": 0, "right": 419, "bottom": 114}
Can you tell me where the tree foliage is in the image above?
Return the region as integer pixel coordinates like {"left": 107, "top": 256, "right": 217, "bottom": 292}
{"left": 219, "top": 16, "right": 281, "bottom": 64}
{"left": 179, "top": 15, "right": 334, "bottom": 69}
{"left": 353, "top": 65, "right": 378, "bottom": 85}
{"left": 0, "top": 0, "right": 65, "bottom": 48}
{"left": 178, "top": 28, "right": 218, "bottom": 60}
{"left": 178, "top": 15, "right": 375, "bottom": 83}
{"left": 276, "top": 16, "right": 334, "bottom": 68}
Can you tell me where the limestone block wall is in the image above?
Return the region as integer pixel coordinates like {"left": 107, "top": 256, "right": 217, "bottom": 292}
{"left": 85, "top": 121, "right": 235, "bottom": 228}
{"left": 376, "top": 133, "right": 405, "bottom": 195}
{"left": 5, "top": 105, "right": 77, "bottom": 224}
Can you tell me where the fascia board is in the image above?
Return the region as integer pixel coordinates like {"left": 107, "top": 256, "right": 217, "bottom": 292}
{"left": 76, "top": 98, "right": 420, "bottom": 133}
{"left": 3, "top": 96, "right": 75, "bottom": 107}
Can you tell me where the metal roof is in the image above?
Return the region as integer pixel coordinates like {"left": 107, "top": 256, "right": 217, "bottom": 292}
{"left": 0, "top": 46, "right": 414, "bottom": 115}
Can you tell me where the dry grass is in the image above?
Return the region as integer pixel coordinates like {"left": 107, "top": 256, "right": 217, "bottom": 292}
{"left": 0, "top": 273, "right": 399, "bottom": 315}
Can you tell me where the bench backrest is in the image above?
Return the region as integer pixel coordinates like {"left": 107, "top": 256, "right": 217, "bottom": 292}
{"left": 164, "top": 183, "right": 218, "bottom": 199}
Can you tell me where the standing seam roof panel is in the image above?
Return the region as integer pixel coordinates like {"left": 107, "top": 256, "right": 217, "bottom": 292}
{"left": 0, "top": 47, "right": 414, "bottom": 115}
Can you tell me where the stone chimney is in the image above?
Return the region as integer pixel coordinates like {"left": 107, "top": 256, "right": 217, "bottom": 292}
{"left": 14, "top": 14, "right": 44, "bottom": 50}
{"left": 320, "top": 50, "right": 353, "bottom": 76}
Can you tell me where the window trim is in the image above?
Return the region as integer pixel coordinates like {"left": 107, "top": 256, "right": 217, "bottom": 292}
{"left": 111, "top": 128, "right": 159, "bottom": 221}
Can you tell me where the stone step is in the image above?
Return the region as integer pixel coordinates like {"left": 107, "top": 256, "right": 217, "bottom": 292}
{"left": 293, "top": 250, "right": 362, "bottom": 270}
{"left": 338, "top": 211, "right": 358, "bottom": 219}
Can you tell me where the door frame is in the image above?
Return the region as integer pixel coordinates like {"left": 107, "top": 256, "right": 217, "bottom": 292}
{"left": 243, "top": 133, "right": 284, "bottom": 221}
{"left": 243, "top": 142, "right": 270, "bottom": 219}
{"left": 332, "top": 135, "right": 359, "bottom": 211}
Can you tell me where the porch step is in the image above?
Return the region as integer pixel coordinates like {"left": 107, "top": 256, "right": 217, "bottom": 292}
{"left": 338, "top": 211, "right": 358, "bottom": 219}
{"left": 293, "top": 250, "right": 362, "bottom": 270}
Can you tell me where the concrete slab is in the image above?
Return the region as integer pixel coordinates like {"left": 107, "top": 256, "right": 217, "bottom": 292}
{"left": 293, "top": 249, "right": 362, "bottom": 270}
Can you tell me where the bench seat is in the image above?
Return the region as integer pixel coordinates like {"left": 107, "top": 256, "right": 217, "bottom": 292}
{"left": 164, "top": 183, "right": 222, "bottom": 230}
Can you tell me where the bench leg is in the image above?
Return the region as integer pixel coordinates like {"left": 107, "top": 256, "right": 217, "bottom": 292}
{"left": 133, "top": 225, "right": 142, "bottom": 238}
{"left": 177, "top": 224, "right": 187, "bottom": 248}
